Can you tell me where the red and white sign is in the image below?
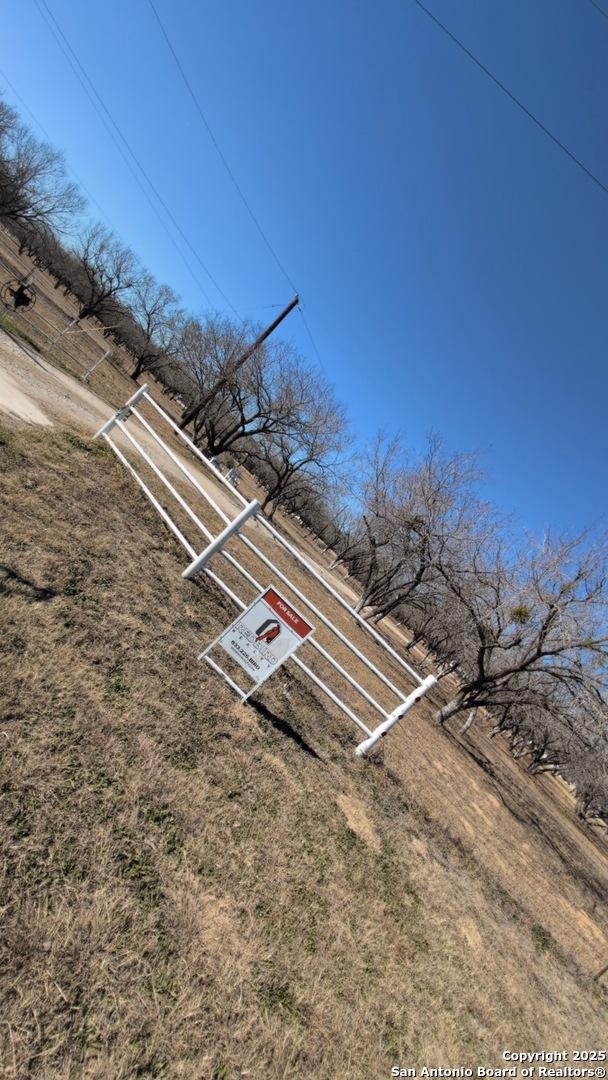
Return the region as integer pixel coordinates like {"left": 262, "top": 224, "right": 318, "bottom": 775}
{"left": 217, "top": 587, "right": 314, "bottom": 686}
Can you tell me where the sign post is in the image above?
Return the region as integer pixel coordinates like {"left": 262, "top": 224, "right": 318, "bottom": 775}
{"left": 200, "top": 587, "right": 314, "bottom": 700}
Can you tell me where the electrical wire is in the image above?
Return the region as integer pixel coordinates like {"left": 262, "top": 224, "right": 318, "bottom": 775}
{"left": 34, "top": 0, "right": 213, "bottom": 309}
{"left": 586, "top": 0, "right": 608, "bottom": 21}
{"left": 147, "top": 0, "right": 300, "bottom": 298}
{"left": 146, "top": 3, "right": 331, "bottom": 372}
{"left": 413, "top": 0, "right": 608, "bottom": 199}
{"left": 35, "top": 0, "right": 240, "bottom": 314}
{"left": 298, "top": 306, "right": 324, "bottom": 372}
{"left": 36, "top": 0, "right": 225, "bottom": 309}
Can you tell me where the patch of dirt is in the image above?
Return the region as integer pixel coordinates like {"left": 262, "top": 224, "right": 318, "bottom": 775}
{"left": 460, "top": 918, "right": 484, "bottom": 952}
{"left": 0, "top": 354, "right": 52, "bottom": 427}
{"left": 336, "top": 791, "right": 381, "bottom": 851}
{"left": 0, "top": 327, "right": 107, "bottom": 430}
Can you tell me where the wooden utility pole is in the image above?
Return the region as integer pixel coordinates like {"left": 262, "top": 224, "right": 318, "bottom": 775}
{"left": 179, "top": 294, "right": 299, "bottom": 430}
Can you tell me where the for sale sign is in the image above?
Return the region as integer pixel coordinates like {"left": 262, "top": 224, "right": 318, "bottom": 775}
{"left": 217, "top": 587, "right": 314, "bottom": 686}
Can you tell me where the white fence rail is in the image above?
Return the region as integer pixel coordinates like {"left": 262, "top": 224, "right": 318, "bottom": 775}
{"left": 94, "top": 384, "right": 436, "bottom": 756}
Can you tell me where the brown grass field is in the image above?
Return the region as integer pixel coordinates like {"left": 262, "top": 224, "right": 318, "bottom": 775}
{"left": 1, "top": 230, "right": 608, "bottom": 1078}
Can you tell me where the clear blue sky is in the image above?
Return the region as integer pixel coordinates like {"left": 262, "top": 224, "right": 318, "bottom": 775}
{"left": 3, "top": 0, "right": 607, "bottom": 536}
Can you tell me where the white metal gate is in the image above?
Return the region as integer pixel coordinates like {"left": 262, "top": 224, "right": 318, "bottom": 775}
{"left": 94, "top": 383, "right": 436, "bottom": 756}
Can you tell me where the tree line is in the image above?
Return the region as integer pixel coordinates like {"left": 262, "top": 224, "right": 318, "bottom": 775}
{"left": 1, "top": 95, "right": 606, "bottom": 825}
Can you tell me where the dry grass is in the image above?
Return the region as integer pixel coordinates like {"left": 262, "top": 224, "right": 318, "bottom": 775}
{"left": 1, "top": 419, "right": 608, "bottom": 1079}
{"left": 1, "top": 233, "right": 608, "bottom": 1076}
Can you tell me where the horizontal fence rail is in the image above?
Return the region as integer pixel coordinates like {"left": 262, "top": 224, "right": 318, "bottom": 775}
{"left": 94, "top": 384, "right": 436, "bottom": 756}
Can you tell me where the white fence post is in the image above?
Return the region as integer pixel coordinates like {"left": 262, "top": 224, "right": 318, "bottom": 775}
{"left": 94, "top": 383, "right": 148, "bottom": 439}
{"left": 355, "top": 675, "right": 437, "bottom": 757}
{"left": 84, "top": 348, "right": 112, "bottom": 383}
{"left": 50, "top": 316, "right": 79, "bottom": 348}
{"left": 182, "top": 500, "right": 261, "bottom": 578}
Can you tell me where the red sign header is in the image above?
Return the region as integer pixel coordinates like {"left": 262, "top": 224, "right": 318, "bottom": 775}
{"left": 263, "top": 588, "right": 313, "bottom": 640}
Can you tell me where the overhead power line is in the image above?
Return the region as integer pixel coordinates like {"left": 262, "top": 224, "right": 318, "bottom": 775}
{"left": 413, "top": 0, "right": 608, "bottom": 199}
{"left": 34, "top": 0, "right": 240, "bottom": 314}
{"left": 147, "top": 0, "right": 300, "bottom": 298}
{"left": 34, "top": 0, "right": 214, "bottom": 309}
{"left": 298, "top": 307, "right": 324, "bottom": 371}
{"left": 147, "top": 1, "right": 330, "bottom": 373}
{"left": 586, "top": 0, "right": 608, "bottom": 22}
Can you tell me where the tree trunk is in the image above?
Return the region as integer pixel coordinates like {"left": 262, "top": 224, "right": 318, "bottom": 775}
{"left": 489, "top": 724, "right": 508, "bottom": 738}
{"left": 459, "top": 708, "right": 477, "bottom": 736}
{"left": 405, "top": 631, "right": 424, "bottom": 653}
{"left": 179, "top": 402, "right": 203, "bottom": 430}
{"left": 435, "top": 696, "right": 465, "bottom": 727}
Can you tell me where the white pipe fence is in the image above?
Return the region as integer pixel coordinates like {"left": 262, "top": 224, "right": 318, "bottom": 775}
{"left": 94, "top": 384, "right": 436, "bottom": 756}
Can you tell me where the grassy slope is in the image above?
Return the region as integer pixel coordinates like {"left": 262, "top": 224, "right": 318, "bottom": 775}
{"left": 1, "top": 420, "right": 607, "bottom": 1080}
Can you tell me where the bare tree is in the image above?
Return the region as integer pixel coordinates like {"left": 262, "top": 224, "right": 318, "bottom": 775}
{"left": 0, "top": 99, "right": 83, "bottom": 234}
{"left": 31, "top": 229, "right": 82, "bottom": 296}
{"left": 71, "top": 223, "right": 139, "bottom": 323}
{"left": 326, "top": 519, "right": 367, "bottom": 571}
{"left": 190, "top": 339, "right": 294, "bottom": 454}
{"left": 345, "top": 434, "right": 482, "bottom": 623}
{"left": 247, "top": 381, "right": 349, "bottom": 518}
{"left": 571, "top": 721, "right": 608, "bottom": 823}
{"left": 122, "top": 273, "right": 182, "bottom": 380}
{"left": 314, "top": 488, "right": 362, "bottom": 560}
{"left": 176, "top": 316, "right": 251, "bottom": 431}
{"left": 433, "top": 533, "right": 608, "bottom": 744}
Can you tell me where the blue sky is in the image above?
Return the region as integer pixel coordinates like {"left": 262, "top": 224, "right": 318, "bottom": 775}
{"left": 3, "top": 0, "right": 607, "bottom": 536}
